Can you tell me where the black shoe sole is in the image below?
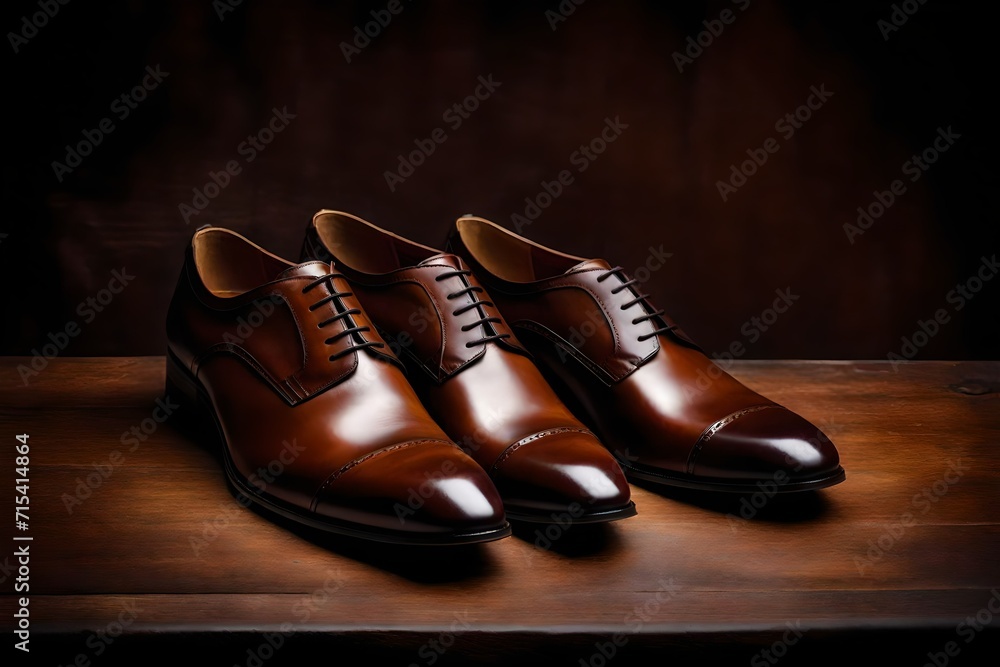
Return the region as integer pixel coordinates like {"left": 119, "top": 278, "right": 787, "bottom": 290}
{"left": 615, "top": 455, "right": 847, "bottom": 494}
{"left": 504, "top": 501, "right": 637, "bottom": 524}
{"left": 164, "top": 350, "right": 511, "bottom": 546}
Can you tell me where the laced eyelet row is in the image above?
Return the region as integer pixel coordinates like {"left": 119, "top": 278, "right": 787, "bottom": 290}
{"left": 596, "top": 266, "right": 676, "bottom": 342}
{"left": 302, "top": 274, "right": 384, "bottom": 361}
{"left": 435, "top": 269, "right": 511, "bottom": 348}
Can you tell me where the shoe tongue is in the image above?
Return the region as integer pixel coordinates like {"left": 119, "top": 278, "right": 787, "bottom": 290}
{"left": 565, "top": 258, "right": 612, "bottom": 274}
{"left": 417, "top": 253, "right": 464, "bottom": 270}
{"left": 275, "top": 261, "right": 332, "bottom": 280}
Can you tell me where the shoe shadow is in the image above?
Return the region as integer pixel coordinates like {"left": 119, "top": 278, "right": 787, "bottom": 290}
{"left": 510, "top": 520, "right": 624, "bottom": 560}
{"left": 631, "top": 478, "right": 831, "bottom": 524}
{"left": 164, "top": 412, "right": 498, "bottom": 584}
{"left": 249, "top": 506, "right": 499, "bottom": 584}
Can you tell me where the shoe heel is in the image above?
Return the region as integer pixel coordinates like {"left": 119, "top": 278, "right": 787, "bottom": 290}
{"left": 165, "top": 350, "right": 235, "bottom": 489}
{"left": 164, "top": 350, "right": 210, "bottom": 425}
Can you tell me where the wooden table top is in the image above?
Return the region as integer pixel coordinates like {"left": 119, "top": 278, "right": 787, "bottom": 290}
{"left": 1, "top": 358, "right": 998, "bottom": 665}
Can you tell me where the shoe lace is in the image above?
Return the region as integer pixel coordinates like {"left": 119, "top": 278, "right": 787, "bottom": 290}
{"left": 434, "top": 269, "right": 511, "bottom": 348}
{"left": 595, "top": 266, "right": 676, "bottom": 342}
{"left": 302, "top": 273, "right": 385, "bottom": 361}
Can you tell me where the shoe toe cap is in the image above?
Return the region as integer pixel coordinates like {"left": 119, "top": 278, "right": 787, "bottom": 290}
{"left": 492, "top": 430, "right": 632, "bottom": 517}
{"left": 691, "top": 406, "right": 842, "bottom": 483}
{"left": 313, "top": 441, "right": 506, "bottom": 535}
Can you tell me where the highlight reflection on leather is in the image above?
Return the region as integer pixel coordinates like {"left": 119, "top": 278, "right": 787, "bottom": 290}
{"left": 302, "top": 210, "right": 635, "bottom": 523}
{"left": 448, "top": 216, "right": 845, "bottom": 493}
{"left": 165, "top": 226, "right": 510, "bottom": 544}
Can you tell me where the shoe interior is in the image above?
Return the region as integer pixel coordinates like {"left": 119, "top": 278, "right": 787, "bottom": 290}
{"left": 455, "top": 217, "right": 585, "bottom": 282}
{"left": 313, "top": 210, "right": 438, "bottom": 273}
{"left": 192, "top": 227, "right": 294, "bottom": 297}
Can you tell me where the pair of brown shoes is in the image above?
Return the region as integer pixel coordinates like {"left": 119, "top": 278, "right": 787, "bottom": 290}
{"left": 166, "top": 211, "right": 844, "bottom": 545}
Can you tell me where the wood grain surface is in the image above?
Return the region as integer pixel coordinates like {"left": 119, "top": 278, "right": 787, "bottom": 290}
{"left": 1, "top": 358, "right": 998, "bottom": 665}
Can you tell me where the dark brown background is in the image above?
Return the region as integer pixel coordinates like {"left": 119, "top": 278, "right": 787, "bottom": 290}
{"left": 3, "top": 0, "right": 997, "bottom": 360}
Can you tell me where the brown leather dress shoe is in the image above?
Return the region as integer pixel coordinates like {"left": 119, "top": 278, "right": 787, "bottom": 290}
{"left": 447, "top": 216, "right": 845, "bottom": 493}
{"left": 165, "top": 226, "right": 510, "bottom": 544}
{"left": 301, "top": 210, "right": 635, "bottom": 523}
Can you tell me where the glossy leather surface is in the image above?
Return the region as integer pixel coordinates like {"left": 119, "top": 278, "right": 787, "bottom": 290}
{"left": 302, "top": 210, "right": 634, "bottom": 520}
{"left": 448, "top": 216, "right": 845, "bottom": 492}
{"left": 165, "top": 227, "right": 508, "bottom": 542}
